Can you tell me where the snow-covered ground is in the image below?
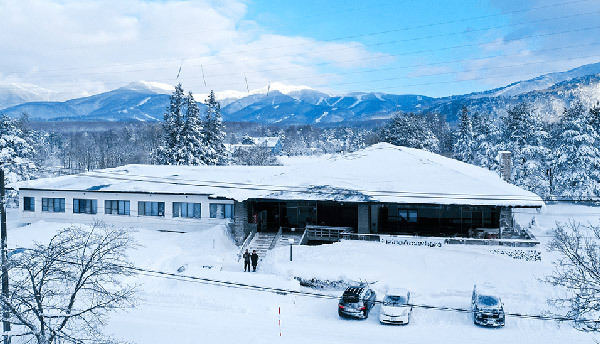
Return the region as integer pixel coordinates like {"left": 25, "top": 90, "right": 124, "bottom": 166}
{"left": 6, "top": 203, "right": 600, "bottom": 343}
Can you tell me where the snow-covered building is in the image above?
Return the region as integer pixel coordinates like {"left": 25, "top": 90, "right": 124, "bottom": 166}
{"left": 226, "top": 136, "right": 282, "bottom": 155}
{"left": 17, "top": 143, "right": 543, "bottom": 243}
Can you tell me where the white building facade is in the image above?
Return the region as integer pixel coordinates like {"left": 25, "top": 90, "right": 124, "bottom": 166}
{"left": 19, "top": 189, "right": 234, "bottom": 231}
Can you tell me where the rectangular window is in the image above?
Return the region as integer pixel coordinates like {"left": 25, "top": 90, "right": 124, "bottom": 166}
{"left": 138, "top": 201, "right": 165, "bottom": 217}
{"left": 41, "top": 198, "right": 65, "bottom": 213}
{"left": 173, "top": 202, "right": 201, "bottom": 218}
{"left": 23, "top": 197, "right": 35, "bottom": 212}
{"left": 399, "top": 209, "right": 418, "bottom": 223}
{"left": 104, "top": 200, "right": 130, "bottom": 215}
{"left": 73, "top": 199, "right": 97, "bottom": 214}
{"left": 209, "top": 203, "right": 234, "bottom": 219}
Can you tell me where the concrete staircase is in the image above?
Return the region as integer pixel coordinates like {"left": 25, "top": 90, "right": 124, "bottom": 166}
{"left": 246, "top": 232, "right": 304, "bottom": 261}
{"left": 246, "top": 232, "right": 278, "bottom": 260}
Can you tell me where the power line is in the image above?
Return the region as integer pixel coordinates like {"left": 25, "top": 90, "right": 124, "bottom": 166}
{"left": 176, "top": 24, "right": 600, "bottom": 76}
{"left": 8, "top": 245, "right": 593, "bottom": 325}
{"left": 24, "top": 24, "right": 600, "bottom": 93}
{"left": 188, "top": 41, "right": 600, "bottom": 79}
{"left": 155, "top": 64, "right": 596, "bottom": 98}
{"left": 14, "top": 0, "right": 595, "bottom": 76}
{"left": 176, "top": 53, "right": 600, "bottom": 90}
{"left": 15, "top": 8, "right": 600, "bottom": 80}
{"left": 40, "top": 0, "right": 417, "bottom": 56}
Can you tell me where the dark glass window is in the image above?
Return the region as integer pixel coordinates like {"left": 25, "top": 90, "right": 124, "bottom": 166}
{"left": 138, "top": 201, "right": 165, "bottom": 217}
{"left": 209, "top": 203, "right": 233, "bottom": 219}
{"left": 173, "top": 202, "right": 201, "bottom": 218}
{"left": 41, "top": 198, "right": 65, "bottom": 213}
{"left": 104, "top": 200, "right": 130, "bottom": 215}
{"left": 23, "top": 197, "right": 35, "bottom": 211}
{"left": 73, "top": 199, "right": 97, "bottom": 214}
{"left": 399, "top": 209, "right": 417, "bottom": 223}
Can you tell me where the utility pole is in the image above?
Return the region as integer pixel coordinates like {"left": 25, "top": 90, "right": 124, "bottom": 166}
{"left": 0, "top": 169, "right": 10, "bottom": 344}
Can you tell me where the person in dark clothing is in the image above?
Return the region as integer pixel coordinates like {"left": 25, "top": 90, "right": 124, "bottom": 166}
{"left": 243, "top": 249, "right": 251, "bottom": 272}
{"left": 251, "top": 250, "right": 259, "bottom": 272}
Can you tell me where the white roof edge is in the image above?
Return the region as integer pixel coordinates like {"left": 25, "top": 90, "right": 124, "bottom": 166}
{"left": 16, "top": 143, "right": 545, "bottom": 208}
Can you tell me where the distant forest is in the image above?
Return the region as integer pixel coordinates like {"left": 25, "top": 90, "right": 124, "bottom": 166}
{"left": 3, "top": 98, "right": 600, "bottom": 200}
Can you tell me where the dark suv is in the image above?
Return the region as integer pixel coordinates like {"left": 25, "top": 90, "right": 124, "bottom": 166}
{"left": 472, "top": 284, "right": 506, "bottom": 327}
{"left": 338, "top": 285, "right": 376, "bottom": 319}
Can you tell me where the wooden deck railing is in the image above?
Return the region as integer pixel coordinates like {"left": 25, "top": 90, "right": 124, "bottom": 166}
{"left": 305, "top": 225, "right": 355, "bottom": 241}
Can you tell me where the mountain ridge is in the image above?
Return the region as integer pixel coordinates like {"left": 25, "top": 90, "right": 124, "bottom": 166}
{"left": 2, "top": 62, "right": 600, "bottom": 124}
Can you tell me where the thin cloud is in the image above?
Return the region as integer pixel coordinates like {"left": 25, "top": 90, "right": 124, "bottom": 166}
{"left": 0, "top": 0, "right": 391, "bottom": 97}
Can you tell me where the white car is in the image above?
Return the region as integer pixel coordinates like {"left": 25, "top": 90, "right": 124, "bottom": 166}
{"left": 379, "top": 288, "right": 412, "bottom": 325}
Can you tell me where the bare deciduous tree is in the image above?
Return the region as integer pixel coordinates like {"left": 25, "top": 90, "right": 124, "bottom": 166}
{"left": 547, "top": 220, "right": 600, "bottom": 331}
{"left": 1, "top": 222, "right": 136, "bottom": 344}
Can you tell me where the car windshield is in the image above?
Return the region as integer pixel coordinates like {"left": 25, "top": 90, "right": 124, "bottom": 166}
{"left": 477, "top": 295, "right": 499, "bottom": 307}
{"left": 383, "top": 295, "right": 407, "bottom": 306}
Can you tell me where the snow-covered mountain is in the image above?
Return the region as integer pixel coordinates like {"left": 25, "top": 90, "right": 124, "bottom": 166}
{"left": 0, "top": 83, "right": 86, "bottom": 109}
{"left": 2, "top": 62, "right": 600, "bottom": 124}
{"left": 0, "top": 81, "right": 431, "bottom": 123}
{"left": 474, "top": 62, "right": 600, "bottom": 98}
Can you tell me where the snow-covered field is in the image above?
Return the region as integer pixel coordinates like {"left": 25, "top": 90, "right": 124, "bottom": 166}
{"left": 7, "top": 203, "right": 600, "bottom": 343}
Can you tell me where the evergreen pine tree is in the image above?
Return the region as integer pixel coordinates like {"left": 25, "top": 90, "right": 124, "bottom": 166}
{"left": 181, "top": 92, "right": 205, "bottom": 165}
{"left": 501, "top": 102, "right": 551, "bottom": 196}
{"left": 380, "top": 113, "right": 439, "bottom": 152}
{"left": 157, "top": 83, "right": 185, "bottom": 165}
{"left": 554, "top": 102, "right": 600, "bottom": 198}
{"left": 202, "top": 90, "right": 227, "bottom": 165}
{"left": 453, "top": 106, "right": 475, "bottom": 163}
{"left": 471, "top": 112, "right": 501, "bottom": 170}
{"left": 0, "top": 115, "right": 36, "bottom": 183}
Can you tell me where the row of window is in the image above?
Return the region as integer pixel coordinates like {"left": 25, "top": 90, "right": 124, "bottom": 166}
{"left": 23, "top": 197, "right": 233, "bottom": 219}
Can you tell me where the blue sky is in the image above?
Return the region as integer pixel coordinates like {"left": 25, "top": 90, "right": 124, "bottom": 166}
{"left": 1, "top": 0, "right": 600, "bottom": 98}
{"left": 245, "top": 0, "right": 511, "bottom": 95}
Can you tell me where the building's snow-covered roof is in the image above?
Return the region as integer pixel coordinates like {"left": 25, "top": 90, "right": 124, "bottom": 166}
{"left": 251, "top": 136, "right": 281, "bottom": 147}
{"left": 18, "top": 143, "right": 544, "bottom": 207}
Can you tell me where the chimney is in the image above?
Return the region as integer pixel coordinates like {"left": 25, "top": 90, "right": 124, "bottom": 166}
{"left": 498, "top": 151, "right": 512, "bottom": 183}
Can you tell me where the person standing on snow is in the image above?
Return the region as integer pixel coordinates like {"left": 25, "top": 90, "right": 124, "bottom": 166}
{"left": 243, "top": 249, "right": 251, "bottom": 272}
{"left": 251, "top": 250, "right": 259, "bottom": 272}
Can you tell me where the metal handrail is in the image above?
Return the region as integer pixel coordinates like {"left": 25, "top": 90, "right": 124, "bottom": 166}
{"left": 237, "top": 228, "right": 257, "bottom": 261}
{"left": 269, "top": 227, "right": 283, "bottom": 250}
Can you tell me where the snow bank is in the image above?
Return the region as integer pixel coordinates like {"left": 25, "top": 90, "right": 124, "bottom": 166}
{"left": 6, "top": 205, "right": 598, "bottom": 344}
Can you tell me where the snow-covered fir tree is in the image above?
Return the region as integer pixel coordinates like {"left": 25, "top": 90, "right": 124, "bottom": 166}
{"left": 471, "top": 112, "right": 501, "bottom": 170}
{"left": 426, "top": 112, "right": 453, "bottom": 155}
{"left": 501, "top": 102, "right": 551, "bottom": 197}
{"left": 157, "top": 83, "right": 185, "bottom": 165}
{"left": 453, "top": 106, "right": 475, "bottom": 162}
{"left": 241, "top": 135, "right": 254, "bottom": 145}
{"left": 180, "top": 91, "right": 205, "bottom": 165}
{"left": 0, "top": 115, "right": 36, "bottom": 184}
{"left": 553, "top": 102, "right": 600, "bottom": 198}
{"left": 380, "top": 113, "right": 439, "bottom": 152}
{"left": 202, "top": 90, "right": 227, "bottom": 165}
